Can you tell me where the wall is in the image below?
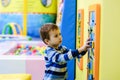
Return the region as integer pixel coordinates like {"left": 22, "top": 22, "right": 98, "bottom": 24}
{"left": 100, "top": 0, "right": 120, "bottom": 80}
{"left": 76, "top": 0, "right": 120, "bottom": 80}
{"left": 76, "top": 0, "right": 102, "bottom": 80}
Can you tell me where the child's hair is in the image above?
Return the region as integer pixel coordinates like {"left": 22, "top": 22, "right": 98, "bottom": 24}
{"left": 40, "top": 23, "right": 59, "bottom": 44}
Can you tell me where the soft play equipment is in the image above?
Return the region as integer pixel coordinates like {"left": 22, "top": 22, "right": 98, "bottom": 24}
{"left": 0, "top": 22, "right": 32, "bottom": 41}
{"left": 57, "top": 0, "right": 77, "bottom": 79}
{"left": 0, "top": 41, "right": 46, "bottom": 55}
{"left": 0, "top": 56, "right": 45, "bottom": 80}
{"left": 0, "top": 35, "right": 32, "bottom": 42}
{"left": 0, "top": 0, "right": 57, "bottom": 38}
{"left": 0, "top": 74, "right": 31, "bottom": 80}
{"left": 9, "top": 42, "right": 46, "bottom": 56}
{"left": 0, "top": 41, "right": 46, "bottom": 80}
{"left": 2, "top": 23, "right": 22, "bottom": 35}
{"left": 0, "top": 41, "right": 17, "bottom": 55}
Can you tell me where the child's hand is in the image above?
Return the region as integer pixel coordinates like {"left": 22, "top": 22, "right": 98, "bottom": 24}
{"left": 78, "top": 37, "right": 92, "bottom": 53}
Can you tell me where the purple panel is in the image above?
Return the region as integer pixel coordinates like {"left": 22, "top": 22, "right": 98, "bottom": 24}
{"left": 26, "top": 56, "right": 45, "bottom": 80}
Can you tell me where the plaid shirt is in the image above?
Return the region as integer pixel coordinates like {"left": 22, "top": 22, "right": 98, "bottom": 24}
{"left": 43, "top": 45, "right": 86, "bottom": 80}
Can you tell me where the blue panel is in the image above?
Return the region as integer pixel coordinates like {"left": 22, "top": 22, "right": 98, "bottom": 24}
{"left": 60, "top": 0, "right": 76, "bottom": 80}
{"left": 27, "top": 14, "right": 56, "bottom": 38}
{"left": 0, "top": 14, "right": 23, "bottom": 34}
{"left": 90, "top": 11, "right": 95, "bottom": 27}
{"left": 0, "top": 13, "right": 56, "bottom": 38}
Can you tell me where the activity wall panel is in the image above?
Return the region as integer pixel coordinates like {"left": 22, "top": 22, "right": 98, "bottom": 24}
{"left": 76, "top": 9, "right": 84, "bottom": 70}
{"left": 87, "top": 4, "right": 100, "bottom": 80}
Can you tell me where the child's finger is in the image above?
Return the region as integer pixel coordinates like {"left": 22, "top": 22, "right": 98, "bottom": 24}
{"left": 86, "top": 41, "right": 92, "bottom": 47}
{"left": 86, "top": 41, "right": 91, "bottom": 44}
{"left": 86, "top": 37, "right": 91, "bottom": 41}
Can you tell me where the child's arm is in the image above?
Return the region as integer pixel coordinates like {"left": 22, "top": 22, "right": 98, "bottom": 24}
{"left": 45, "top": 38, "right": 91, "bottom": 63}
{"left": 45, "top": 48, "right": 79, "bottom": 63}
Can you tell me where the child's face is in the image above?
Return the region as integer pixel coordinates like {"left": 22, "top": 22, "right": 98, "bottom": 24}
{"left": 47, "top": 29, "right": 62, "bottom": 49}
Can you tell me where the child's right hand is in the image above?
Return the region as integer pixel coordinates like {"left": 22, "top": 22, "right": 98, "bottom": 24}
{"left": 78, "top": 37, "right": 92, "bottom": 53}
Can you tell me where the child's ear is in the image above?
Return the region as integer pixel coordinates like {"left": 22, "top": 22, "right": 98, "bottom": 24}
{"left": 44, "top": 39, "right": 49, "bottom": 45}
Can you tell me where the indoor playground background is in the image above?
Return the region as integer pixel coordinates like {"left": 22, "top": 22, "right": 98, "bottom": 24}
{"left": 0, "top": 0, "right": 120, "bottom": 80}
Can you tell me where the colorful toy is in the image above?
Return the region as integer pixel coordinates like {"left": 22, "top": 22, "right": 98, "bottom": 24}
{"left": 2, "top": 23, "right": 22, "bottom": 35}
{"left": 13, "top": 44, "right": 46, "bottom": 56}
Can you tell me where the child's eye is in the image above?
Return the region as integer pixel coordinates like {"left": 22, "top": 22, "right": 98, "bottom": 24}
{"left": 55, "top": 34, "right": 58, "bottom": 37}
{"left": 54, "top": 33, "right": 61, "bottom": 37}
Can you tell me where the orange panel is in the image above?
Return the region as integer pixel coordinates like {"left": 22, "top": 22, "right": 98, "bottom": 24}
{"left": 76, "top": 9, "right": 84, "bottom": 70}
{"left": 87, "top": 4, "right": 100, "bottom": 80}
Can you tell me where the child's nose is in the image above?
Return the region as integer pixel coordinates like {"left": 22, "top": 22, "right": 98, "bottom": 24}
{"left": 59, "top": 35, "right": 62, "bottom": 40}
